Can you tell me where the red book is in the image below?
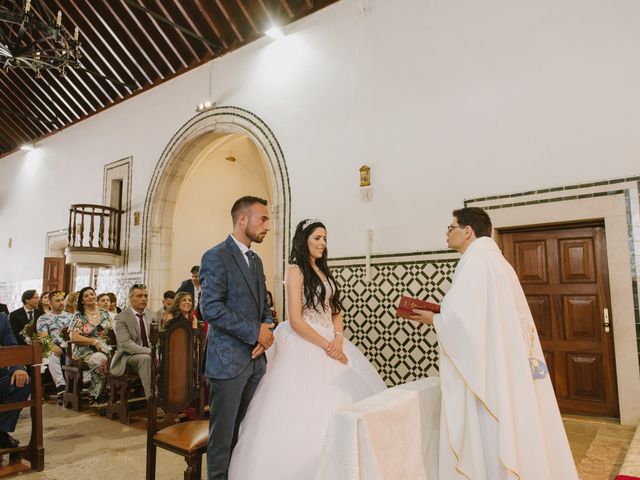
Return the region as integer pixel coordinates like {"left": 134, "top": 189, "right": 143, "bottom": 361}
{"left": 396, "top": 295, "right": 441, "bottom": 319}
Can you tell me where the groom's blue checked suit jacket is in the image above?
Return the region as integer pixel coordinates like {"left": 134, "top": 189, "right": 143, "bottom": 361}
{"left": 200, "top": 235, "right": 274, "bottom": 380}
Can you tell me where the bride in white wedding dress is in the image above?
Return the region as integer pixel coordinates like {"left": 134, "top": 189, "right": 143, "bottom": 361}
{"left": 228, "top": 219, "right": 387, "bottom": 480}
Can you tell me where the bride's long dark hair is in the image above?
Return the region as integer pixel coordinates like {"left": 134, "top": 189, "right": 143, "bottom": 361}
{"left": 289, "top": 219, "right": 342, "bottom": 314}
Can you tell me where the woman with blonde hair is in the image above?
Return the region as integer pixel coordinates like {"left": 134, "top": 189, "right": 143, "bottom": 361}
{"left": 63, "top": 292, "right": 79, "bottom": 315}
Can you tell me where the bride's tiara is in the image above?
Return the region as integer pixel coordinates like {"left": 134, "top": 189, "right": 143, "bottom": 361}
{"left": 301, "top": 218, "right": 322, "bottom": 231}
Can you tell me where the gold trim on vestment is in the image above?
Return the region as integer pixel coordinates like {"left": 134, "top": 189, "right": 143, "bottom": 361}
{"left": 438, "top": 343, "right": 521, "bottom": 480}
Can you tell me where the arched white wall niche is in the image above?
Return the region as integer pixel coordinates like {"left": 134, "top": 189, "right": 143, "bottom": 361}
{"left": 142, "top": 106, "right": 291, "bottom": 311}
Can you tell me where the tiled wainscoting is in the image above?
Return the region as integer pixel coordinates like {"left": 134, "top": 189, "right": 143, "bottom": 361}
{"left": 330, "top": 251, "right": 458, "bottom": 386}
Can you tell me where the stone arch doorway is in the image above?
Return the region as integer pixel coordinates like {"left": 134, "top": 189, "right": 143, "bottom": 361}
{"left": 142, "top": 106, "right": 290, "bottom": 311}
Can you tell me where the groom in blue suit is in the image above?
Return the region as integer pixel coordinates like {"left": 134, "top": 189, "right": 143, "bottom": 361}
{"left": 200, "top": 195, "right": 275, "bottom": 480}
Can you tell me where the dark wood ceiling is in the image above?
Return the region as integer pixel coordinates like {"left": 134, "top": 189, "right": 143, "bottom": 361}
{"left": 0, "top": 0, "right": 340, "bottom": 157}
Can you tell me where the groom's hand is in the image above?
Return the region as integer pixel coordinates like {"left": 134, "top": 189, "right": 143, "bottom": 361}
{"left": 258, "top": 323, "right": 275, "bottom": 349}
{"left": 251, "top": 343, "right": 265, "bottom": 359}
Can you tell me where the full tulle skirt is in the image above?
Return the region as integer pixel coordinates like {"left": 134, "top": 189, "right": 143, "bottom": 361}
{"left": 228, "top": 320, "right": 387, "bottom": 480}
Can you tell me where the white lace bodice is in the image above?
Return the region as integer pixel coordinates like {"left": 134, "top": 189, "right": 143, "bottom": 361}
{"left": 301, "top": 279, "right": 334, "bottom": 330}
{"left": 285, "top": 265, "right": 335, "bottom": 333}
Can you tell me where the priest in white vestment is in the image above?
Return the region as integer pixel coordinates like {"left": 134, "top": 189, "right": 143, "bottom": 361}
{"left": 410, "top": 207, "right": 578, "bottom": 480}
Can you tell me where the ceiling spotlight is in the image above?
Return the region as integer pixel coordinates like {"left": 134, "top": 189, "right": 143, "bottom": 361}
{"left": 265, "top": 26, "right": 285, "bottom": 40}
{"left": 20, "top": 143, "right": 35, "bottom": 151}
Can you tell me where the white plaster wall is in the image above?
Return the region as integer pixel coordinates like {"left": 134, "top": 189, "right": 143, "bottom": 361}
{"left": 169, "top": 134, "right": 275, "bottom": 293}
{"left": 1, "top": 0, "right": 639, "bottom": 286}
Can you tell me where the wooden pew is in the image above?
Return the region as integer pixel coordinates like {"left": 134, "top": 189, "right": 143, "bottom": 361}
{"left": 0, "top": 341, "right": 44, "bottom": 475}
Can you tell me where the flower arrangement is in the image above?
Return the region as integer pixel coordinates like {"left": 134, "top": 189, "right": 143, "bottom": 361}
{"left": 20, "top": 321, "right": 55, "bottom": 357}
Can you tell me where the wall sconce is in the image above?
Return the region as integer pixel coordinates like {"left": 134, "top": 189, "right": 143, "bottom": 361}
{"left": 359, "top": 164, "right": 372, "bottom": 201}
{"left": 133, "top": 211, "right": 140, "bottom": 226}
{"left": 195, "top": 100, "right": 216, "bottom": 113}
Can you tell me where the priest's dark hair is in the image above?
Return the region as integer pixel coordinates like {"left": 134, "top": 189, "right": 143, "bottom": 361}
{"left": 289, "top": 219, "right": 342, "bottom": 314}
{"left": 76, "top": 286, "right": 96, "bottom": 315}
{"left": 231, "top": 195, "right": 268, "bottom": 224}
{"left": 452, "top": 207, "right": 492, "bottom": 238}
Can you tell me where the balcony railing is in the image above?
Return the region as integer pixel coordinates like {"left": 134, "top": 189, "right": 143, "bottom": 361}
{"left": 67, "top": 204, "right": 122, "bottom": 255}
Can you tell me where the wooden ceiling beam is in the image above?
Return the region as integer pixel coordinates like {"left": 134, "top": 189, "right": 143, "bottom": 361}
{"left": 11, "top": 70, "right": 71, "bottom": 125}
{"left": 0, "top": 94, "right": 45, "bottom": 140}
{"left": 0, "top": 73, "right": 61, "bottom": 130}
{"left": 0, "top": 73, "right": 55, "bottom": 134}
{"left": 4, "top": 102, "right": 37, "bottom": 143}
{"left": 214, "top": 0, "right": 244, "bottom": 43}
{"left": 27, "top": 2, "right": 114, "bottom": 108}
{"left": 17, "top": 70, "right": 72, "bottom": 123}
{"left": 128, "top": 0, "right": 189, "bottom": 69}
{"left": 0, "top": 110, "right": 32, "bottom": 146}
{"left": 151, "top": 0, "right": 201, "bottom": 63}
{"left": 193, "top": 0, "right": 229, "bottom": 50}
{"left": 85, "top": 1, "right": 153, "bottom": 86}
{"left": 1, "top": 70, "right": 64, "bottom": 128}
{"left": 0, "top": 106, "right": 49, "bottom": 137}
{"left": 117, "top": 0, "right": 177, "bottom": 75}
{"left": 169, "top": 0, "right": 217, "bottom": 57}
{"left": 123, "top": 0, "right": 219, "bottom": 55}
{"left": 58, "top": 0, "right": 139, "bottom": 93}
{"left": 234, "top": 0, "right": 259, "bottom": 36}
{"left": 278, "top": 0, "right": 295, "bottom": 19}
{"left": 39, "top": 0, "right": 126, "bottom": 99}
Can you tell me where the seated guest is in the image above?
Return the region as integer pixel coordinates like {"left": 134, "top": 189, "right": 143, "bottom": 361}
{"left": 161, "top": 291, "right": 193, "bottom": 328}
{"left": 107, "top": 292, "right": 121, "bottom": 315}
{"left": 266, "top": 290, "right": 278, "bottom": 326}
{"left": 177, "top": 265, "right": 201, "bottom": 318}
{"left": 110, "top": 284, "right": 154, "bottom": 398}
{"left": 38, "top": 292, "right": 51, "bottom": 314}
{"left": 9, "top": 290, "right": 43, "bottom": 345}
{"left": 64, "top": 292, "right": 78, "bottom": 315}
{"left": 0, "top": 302, "right": 8, "bottom": 315}
{"left": 70, "top": 287, "right": 112, "bottom": 404}
{"left": 157, "top": 290, "right": 176, "bottom": 317}
{"left": 97, "top": 293, "right": 116, "bottom": 321}
{"left": 36, "top": 291, "right": 73, "bottom": 400}
{"left": 0, "top": 312, "right": 30, "bottom": 449}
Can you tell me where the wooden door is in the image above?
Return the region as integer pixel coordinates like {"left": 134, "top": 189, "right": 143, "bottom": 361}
{"left": 501, "top": 223, "right": 618, "bottom": 417}
{"left": 42, "top": 257, "right": 65, "bottom": 293}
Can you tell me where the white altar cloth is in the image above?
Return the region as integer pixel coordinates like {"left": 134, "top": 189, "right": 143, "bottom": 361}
{"left": 316, "top": 377, "right": 441, "bottom": 480}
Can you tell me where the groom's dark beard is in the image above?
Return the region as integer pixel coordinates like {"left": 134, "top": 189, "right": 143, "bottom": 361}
{"left": 247, "top": 230, "right": 266, "bottom": 244}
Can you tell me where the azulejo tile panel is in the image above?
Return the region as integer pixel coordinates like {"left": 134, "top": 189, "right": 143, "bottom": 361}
{"left": 331, "top": 258, "right": 457, "bottom": 386}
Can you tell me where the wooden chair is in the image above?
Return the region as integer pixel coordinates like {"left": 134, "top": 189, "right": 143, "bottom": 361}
{"left": 106, "top": 330, "right": 145, "bottom": 424}
{"left": 60, "top": 327, "right": 86, "bottom": 411}
{"left": 146, "top": 318, "right": 208, "bottom": 480}
{"left": 0, "top": 341, "right": 44, "bottom": 476}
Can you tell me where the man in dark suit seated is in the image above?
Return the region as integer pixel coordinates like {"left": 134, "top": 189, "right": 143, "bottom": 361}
{"left": 177, "top": 266, "right": 201, "bottom": 318}
{"left": 0, "top": 312, "right": 31, "bottom": 449}
{"left": 9, "top": 290, "right": 43, "bottom": 345}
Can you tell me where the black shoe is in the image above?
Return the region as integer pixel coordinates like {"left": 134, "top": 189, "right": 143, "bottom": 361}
{"left": 0, "top": 431, "right": 19, "bottom": 449}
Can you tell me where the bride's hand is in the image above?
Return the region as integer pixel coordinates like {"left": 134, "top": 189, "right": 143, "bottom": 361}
{"left": 325, "top": 339, "right": 348, "bottom": 364}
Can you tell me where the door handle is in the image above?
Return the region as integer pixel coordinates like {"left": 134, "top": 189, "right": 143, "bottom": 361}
{"left": 603, "top": 307, "right": 610, "bottom": 333}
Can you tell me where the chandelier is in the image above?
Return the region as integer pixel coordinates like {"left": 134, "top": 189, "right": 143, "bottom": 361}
{"left": 0, "top": 0, "right": 81, "bottom": 78}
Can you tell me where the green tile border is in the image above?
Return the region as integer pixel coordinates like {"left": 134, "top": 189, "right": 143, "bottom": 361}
{"left": 464, "top": 175, "right": 640, "bottom": 204}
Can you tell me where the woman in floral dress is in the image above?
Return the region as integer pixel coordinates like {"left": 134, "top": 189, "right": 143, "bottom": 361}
{"left": 70, "top": 286, "right": 112, "bottom": 403}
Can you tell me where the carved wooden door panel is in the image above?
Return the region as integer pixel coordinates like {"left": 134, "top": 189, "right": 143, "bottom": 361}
{"left": 42, "top": 257, "right": 65, "bottom": 293}
{"left": 501, "top": 224, "right": 618, "bottom": 417}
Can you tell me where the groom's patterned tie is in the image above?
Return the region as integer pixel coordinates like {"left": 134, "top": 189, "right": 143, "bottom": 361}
{"left": 246, "top": 251, "right": 260, "bottom": 289}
